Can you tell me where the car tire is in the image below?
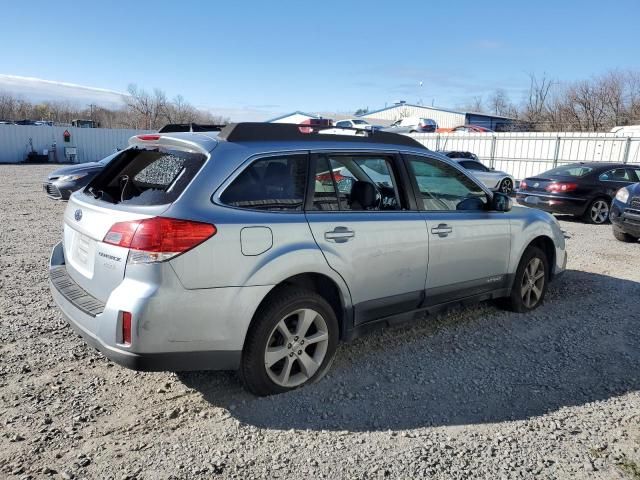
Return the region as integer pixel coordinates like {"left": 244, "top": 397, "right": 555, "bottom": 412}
{"left": 612, "top": 225, "right": 638, "bottom": 243}
{"left": 505, "top": 246, "right": 549, "bottom": 313}
{"left": 583, "top": 197, "right": 610, "bottom": 224}
{"left": 498, "top": 178, "right": 514, "bottom": 195}
{"left": 240, "top": 287, "right": 339, "bottom": 396}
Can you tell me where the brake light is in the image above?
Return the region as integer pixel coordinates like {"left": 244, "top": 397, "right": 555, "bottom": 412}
{"left": 122, "top": 311, "right": 132, "bottom": 345}
{"left": 545, "top": 182, "right": 578, "bottom": 193}
{"left": 103, "top": 217, "right": 217, "bottom": 263}
{"left": 519, "top": 180, "right": 528, "bottom": 190}
{"left": 137, "top": 134, "right": 161, "bottom": 141}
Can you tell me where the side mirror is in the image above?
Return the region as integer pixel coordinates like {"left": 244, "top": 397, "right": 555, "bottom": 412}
{"left": 491, "top": 192, "right": 512, "bottom": 212}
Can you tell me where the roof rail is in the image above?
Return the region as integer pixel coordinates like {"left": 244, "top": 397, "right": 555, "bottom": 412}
{"left": 158, "top": 123, "right": 227, "bottom": 133}
{"left": 217, "top": 122, "right": 427, "bottom": 149}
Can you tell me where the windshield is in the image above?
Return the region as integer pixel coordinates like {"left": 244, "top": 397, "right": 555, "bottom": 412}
{"left": 542, "top": 165, "right": 594, "bottom": 177}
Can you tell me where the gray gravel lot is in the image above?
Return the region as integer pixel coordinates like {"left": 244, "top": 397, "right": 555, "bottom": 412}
{"left": 1, "top": 164, "right": 640, "bottom": 479}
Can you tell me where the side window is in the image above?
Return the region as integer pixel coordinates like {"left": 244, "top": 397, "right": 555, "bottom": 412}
{"left": 406, "top": 155, "right": 487, "bottom": 211}
{"left": 460, "top": 160, "right": 486, "bottom": 171}
{"left": 600, "top": 168, "right": 630, "bottom": 181}
{"left": 312, "top": 156, "right": 340, "bottom": 211}
{"left": 335, "top": 121, "right": 349, "bottom": 128}
{"left": 310, "top": 155, "right": 401, "bottom": 211}
{"left": 220, "top": 154, "right": 308, "bottom": 211}
{"left": 629, "top": 168, "right": 640, "bottom": 182}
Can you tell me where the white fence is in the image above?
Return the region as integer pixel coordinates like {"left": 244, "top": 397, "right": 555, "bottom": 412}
{"left": 0, "top": 124, "right": 153, "bottom": 164}
{"left": 411, "top": 132, "right": 640, "bottom": 180}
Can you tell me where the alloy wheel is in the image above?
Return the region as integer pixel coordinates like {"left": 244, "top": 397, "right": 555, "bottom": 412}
{"left": 521, "top": 257, "right": 545, "bottom": 309}
{"left": 590, "top": 200, "right": 609, "bottom": 224}
{"left": 500, "top": 178, "right": 514, "bottom": 194}
{"left": 264, "top": 308, "right": 329, "bottom": 388}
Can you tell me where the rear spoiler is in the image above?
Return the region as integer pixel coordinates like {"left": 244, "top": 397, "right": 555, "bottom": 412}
{"left": 158, "top": 123, "right": 226, "bottom": 133}
{"left": 128, "top": 133, "right": 217, "bottom": 154}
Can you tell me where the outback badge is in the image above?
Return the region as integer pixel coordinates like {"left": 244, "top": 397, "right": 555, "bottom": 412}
{"left": 74, "top": 209, "right": 82, "bottom": 221}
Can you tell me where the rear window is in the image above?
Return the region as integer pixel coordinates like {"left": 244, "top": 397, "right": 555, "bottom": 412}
{"left": 84, "top": 148, "right": 206, "bottom": 205}
{"left": 543, "top": 165, "right": 593, "bottom": 177}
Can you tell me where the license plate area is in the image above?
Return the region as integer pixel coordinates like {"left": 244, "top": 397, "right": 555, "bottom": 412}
{"left": 66, "top": 228, "right": 96, "bottom": 278}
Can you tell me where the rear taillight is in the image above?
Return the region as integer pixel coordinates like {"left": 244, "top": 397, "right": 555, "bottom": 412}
{"left": 137, "top": 134, "right": 161, "bottom": 141}
{"left": 103, "top": 217, "right": 216, "bottom": 263}
{"left": 545, "top": 182, "right": 578, "bottom": 193}
{"left": 121, "top": 311, "right": 132, "bottom": 345}
{"left": 519, "top": 180, "right": 528, "bottom": 190}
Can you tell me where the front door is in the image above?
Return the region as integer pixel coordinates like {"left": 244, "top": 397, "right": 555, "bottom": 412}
{"left": 305, "top": 152, "right": 429, "bottom": 324}
{"left": 403, "top": 154, "right": 511, "bottom": 305}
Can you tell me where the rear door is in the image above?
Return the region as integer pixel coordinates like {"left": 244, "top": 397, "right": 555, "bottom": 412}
{"left": 403, "top": 153, "right": 511, "bottom": 304}
{"left": 598, "top": 167, "right": 638, "bottom": 196}
{"left": 305, "top": 152, "right": 429, "bottom": 325}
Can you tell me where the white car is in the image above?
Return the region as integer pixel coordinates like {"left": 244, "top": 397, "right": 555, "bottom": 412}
{"left": 444, "top": 151, "right": 515, "bottom": 194}
{"left": 334, "top": 118, "right": 373, "bottom": 130}
{"left": 382, "top": 117, "right": 438, "bottom": 134}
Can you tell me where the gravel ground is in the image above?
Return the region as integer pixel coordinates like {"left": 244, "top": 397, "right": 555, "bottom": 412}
{"left": 1, "top": 164, "right": 640, "bottom": 480}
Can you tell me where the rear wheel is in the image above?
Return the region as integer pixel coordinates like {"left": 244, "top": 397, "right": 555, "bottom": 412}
{"left": 506, "top": 246, "right": 549, "bottom": 312}
{"left": 583, "top": 198, "right": 610, "bottom": 224}
{"left": 612, "top": 225, "right": 638, "bottom": 243}
{"left": 498, "top": 178, "right": 514, "bottom": 195}
{"left": 240, "top": 288, "right": 339, "bottom": 396}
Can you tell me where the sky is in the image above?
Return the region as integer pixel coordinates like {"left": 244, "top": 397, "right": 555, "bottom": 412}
{"left": 1, "top": 0, "right": 639, "bottom": 121}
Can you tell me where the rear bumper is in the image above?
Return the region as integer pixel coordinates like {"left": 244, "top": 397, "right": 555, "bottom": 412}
{"left": 516, "top": 192, "right": 587, "bottom": 216}
{"left": 48, "top": 241, "right": 270, "bottom": 371}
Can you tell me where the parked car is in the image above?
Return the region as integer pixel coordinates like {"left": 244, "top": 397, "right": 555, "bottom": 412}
{"left": 382, "top": 117, "right": 438, "bottom": 133}
{"left": 43, "top": 151, "right": 120, "bottom": 200}
{"left": 49, "top": 122, "right": 566, "bottom": 395}
{"left": 437, "top": 125, "right": 494, "bottom": 133}
{"left": 516, "top": 162, "right": 640, "bottom": 224}
{"left": 610, "top": 182, "right": 640, "bottom": 242}
{"left": 443, "top": 151, "right": 515, "bottom": 194}
{"left": 334, "top": 118, "right": 372, "bottom": 130}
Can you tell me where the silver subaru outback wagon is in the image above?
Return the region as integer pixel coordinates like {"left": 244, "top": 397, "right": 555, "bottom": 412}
{"left": 49, "top": 123, "right": 567, "bottom": 396}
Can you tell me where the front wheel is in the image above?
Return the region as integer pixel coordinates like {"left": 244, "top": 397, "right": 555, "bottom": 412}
{"left": 612, "top": 225, "right": 638, "bottom": 243}
{"left": 240, "top": 288, "right": 339, "bottom": 396}
{"left": 498, "top": 178, "right": 514, "bottom": 195}
{"left": 583, "top": 198, "right": 610, "bottom": 224}
{"left": 506, "top": 246, "right": 549, "bottom": 313}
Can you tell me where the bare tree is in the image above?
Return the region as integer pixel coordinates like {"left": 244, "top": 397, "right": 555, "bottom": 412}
{"left": 522, "top": 73, "right": 554, "bottom": 124}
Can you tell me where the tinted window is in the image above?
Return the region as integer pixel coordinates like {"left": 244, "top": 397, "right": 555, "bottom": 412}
{"left": 335, "top": 121, "right": 350, "bottom": 128}
{"left": 220, "top": 155, "right": 308, "bottom": 211}
{"left": 460, "top": 160, "right": 488, "bottom": 172}
{"left": 310, "top": 155, "right": 401, "bottom": 211}
{"left": 629, "top": 168, "right": 640, "bottom": 182}
{"left": 543, "top": 165, "right": 593, "bottom": 177}
{"left": 406, "top": 155, "right": 487, "bottom": 211}
{"left": 599, "top": 168, "right": 632, "bottom": 181}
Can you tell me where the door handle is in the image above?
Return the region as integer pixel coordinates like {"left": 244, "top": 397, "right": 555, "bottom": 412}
{"left": 324, "top": 226, "right": 355, "bottom": 243}
{"left": 431, "top": 223, "right": 453, "bottom": 237}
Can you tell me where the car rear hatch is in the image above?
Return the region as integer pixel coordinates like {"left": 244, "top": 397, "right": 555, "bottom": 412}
{"left": 61, "top": 134, "right": 213, "bottom": 303}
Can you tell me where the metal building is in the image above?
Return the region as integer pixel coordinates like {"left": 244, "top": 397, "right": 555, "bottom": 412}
{"left": 358, "top": 102, "right": 514, "bottom": 130}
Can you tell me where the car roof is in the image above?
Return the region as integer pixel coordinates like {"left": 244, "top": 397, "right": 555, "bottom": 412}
{"left": 129, "top": 122, "right": 430, "bottom": 156}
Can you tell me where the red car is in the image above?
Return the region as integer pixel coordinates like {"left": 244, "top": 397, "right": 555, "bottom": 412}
{"left": 436, "top": 125, "right": 494, "bottom": 133}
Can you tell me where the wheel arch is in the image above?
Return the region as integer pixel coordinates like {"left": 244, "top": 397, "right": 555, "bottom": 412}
{"left": 245, "top": 272, "right": 352, "bottom": 345}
